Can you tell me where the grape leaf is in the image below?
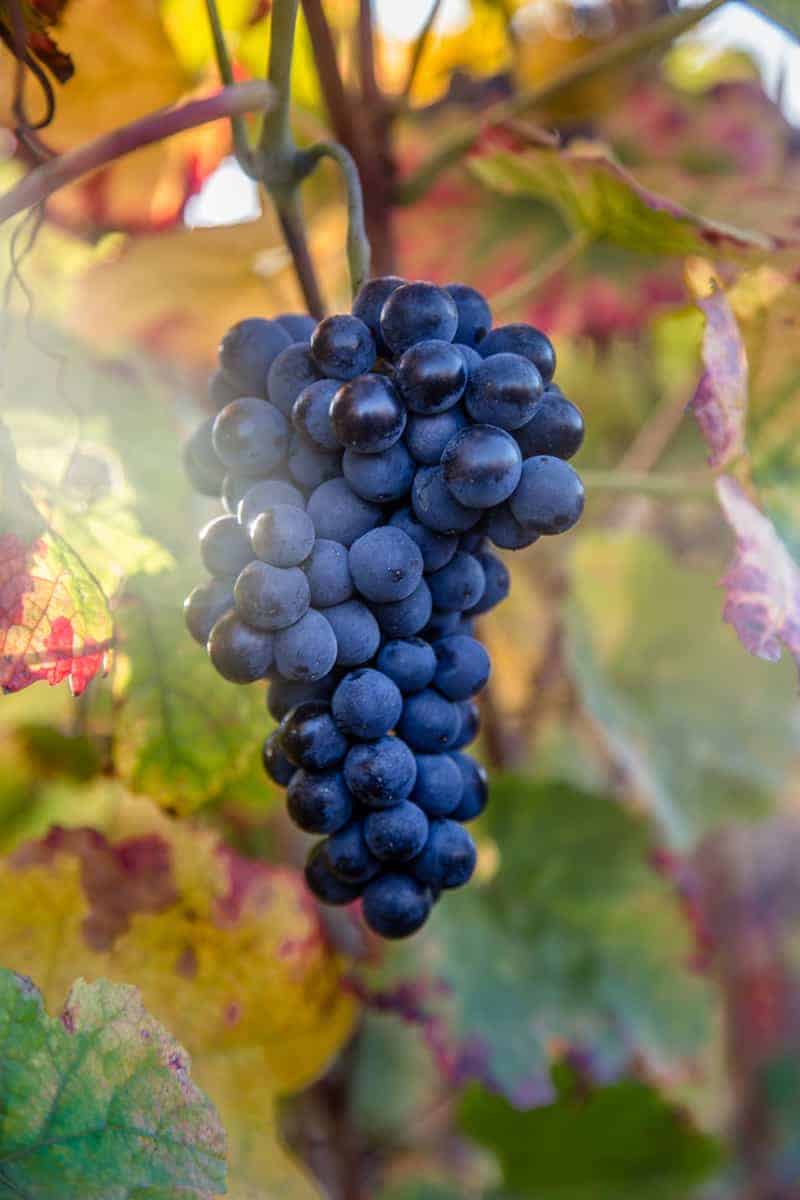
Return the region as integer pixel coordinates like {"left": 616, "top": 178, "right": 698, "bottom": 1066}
{"left": 0, "top": 788, "right": 357, "bottom": 1197}
{"left": 749, "top": 2, "right": 800, "bottom": 37}
{"left": 567, "top": 532, "right": 798, "bottom": 849}
{"left": 459, "top": 1070, "right": 722, "bottom": 1200}
{"left": 113, "top": 567, "right": 269, "bottom": 812}
{"left": 690, "top": 287, "right": 749, "bottom": 469}
{"left": 0, "top": 0, "right": 228, "bottom": 232}
{"left": 359, "top": 777, "right": 712, "bottom": 1107}
{"left": 716, "top": 476, "right": 800, "bottom": 676}
{"left": 470, "top": 145, "right": 793, "bottom": 260}
{"left": 0, "top": 970, "right": 225, "bottom": 1199}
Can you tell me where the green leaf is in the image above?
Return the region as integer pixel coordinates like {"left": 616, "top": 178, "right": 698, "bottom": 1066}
{"left": 567, "top": 532, "right": 798, "bottom": 848}
{"left": 0, "top": 970, "right": 225, "bottom": 1199}
{"left": 364, "top": 777, "right": 712, "bottom": 1106}
{"left": 113, "top": 568, "right": 268, "bottom": 813}
{"left": 470, "top": 145, "right": 786, "bottom": 260}
{"left": 459, "top": 1070, "right": 722, "bottom": 1200}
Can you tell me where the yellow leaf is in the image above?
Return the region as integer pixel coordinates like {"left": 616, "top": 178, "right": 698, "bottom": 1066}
{"left": 0, "top": 789, "right": 357, "bottom": 1196}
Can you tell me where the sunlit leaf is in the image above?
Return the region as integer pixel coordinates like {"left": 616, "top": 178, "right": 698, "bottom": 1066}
{"left": 471, "top": 144, "right": 791, "bottom": 260}
{"left": 0, "top": 790, "right": 357, "bottom": 1196}
{"left": 0, "top": 0, "right": 229, "bottom": 231}
{"left": 688, "top": 284, "right": 749, "bottom": 469}
{"left": 0, "top": 969, "right": 226, "bottom": 1198}
{"left": 716, "top": 476, "right": 800, "bottom": 676}
{"left": 360, "top": 777, "right": 712, "bottom": 1107}
{"left": 459, "top": 1069, "right": 722, "bottom": 1200}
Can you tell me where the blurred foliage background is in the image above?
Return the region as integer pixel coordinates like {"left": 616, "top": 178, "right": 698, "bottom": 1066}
{"left": 1, "top": 0, "right": 800, "bottom": 1196}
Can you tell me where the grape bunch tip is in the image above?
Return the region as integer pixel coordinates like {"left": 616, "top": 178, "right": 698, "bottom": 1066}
{"left": 183, "top": 281, "right": 585, "bottom": 940}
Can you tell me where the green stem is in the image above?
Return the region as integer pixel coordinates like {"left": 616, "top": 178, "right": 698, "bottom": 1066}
{"left": 302, "top": 142, "right": 371, "bottom": 296}
{"left": 396, "top": 0, "right": 727, "bottom": 205}
{"left": 400, "top": 0, "right": 443, "bottom": 100}
{"left": 204, "top": 0, "right": 256, "bottom": 172}
{"left": 259, "top": 0, "right": 300, "bottom": 167}
{"left": 581, "top": 470, "right": 713, "bottom": 498}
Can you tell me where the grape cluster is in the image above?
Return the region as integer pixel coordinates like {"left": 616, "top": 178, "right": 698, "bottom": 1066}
{"left": 183, "top": 282, "right": 584, "bottom": 938}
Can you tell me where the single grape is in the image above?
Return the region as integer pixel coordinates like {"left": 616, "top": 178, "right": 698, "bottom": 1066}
{"left": 450, "top": 752, "right": 488, "bottom": 821}
{"left": 424, "top": 609, "right": 460, "bottom": 639}
{"left": 446, "top": 283, "right": 492, "bottom": 347}
{"left": 453, "top": 342, "right": 483, "bottom": 375}
{"left": 441, "top": 424, "right": 522, "bottom": 509}
{"left": 222, "top": 473, "right": 254, "bottom": 516}
{"left": 287, "top": 434, "right": 341, "bottom": 491}
{"left": 514, "top": 385, "right": 584, "bottom": 460}
{"left": 412, "top": 818, "right": 476, "bottom": 889}
{"left": 395, "top": 340, "right": 466, "bottom": 414}
{"left": 388, "top": 508, "right": 458, "bottom": 573}
{"left": 433, "top": 634, "right": 491, "bottom": 700}
{"left": 427, "top": 552, "right": 486, "bottom": 612}
{"left": 276, "top": 312, "right": 317, "bottom": 341}
{"left": 466, "top": 551, "right": 510, "bottom": 615}
{"left": 380, "top": 282, "right": 459, "bottom": 355}
{"left": 452, "top": 700, "right": 480, "bottom": 750}
{"left": 307, "top": 478, "right": 382, "bottom": 547}
{"left": 411, "top": 753, "right": 463, "bottom": 816}
{"left": 405, "top": 406, "right": 468, "bottom": 466}
{"left": 200, "top": 515, "right": 253, "bottom": 578}
{"left": 364, "top": 801, "right": 429, "bottom": 862}
{"left": 207, "top": 612, "right": 273, "bottom": 683}
{"left": 397, "top": 689, "right": 461, "bottom": 753}
{"left": 352, "top": 275, "right": 405, "bottom": 353}
{"left": 262, "top": 731, "right": 296, "bottom": 786}
{"left": 323, "top": 599, "right": 381, "bottom": 667}
{"left": 273, "top": 609, "right": 338, "bottom": 681}
{"left": 465, "top": 353, "right": 543, "bottom": 431}
{"left": 219, "top": 318, "right": 292, "bottom": 396}
{"left": 343, "top": 442, "right": 415, "bottom": 503}
{"left": 279, "top": 700, "right": 349, "bottom": 770}
{"left": 305, "top": 842, "right": 363, "bottom": 905}
{"left": 183, "top": 417, "right": 225, "bottom": 496}
{"left": 362, "top": 873, "right": 432, "bottom": 938}
{"left": 372, "top": 579, "right": 433, "bottom": 638}
{"left": 233, "top": 561, "right": 310, "bottom": 631}
{"left": 485, "top": 501, "right": 540, "bottom": 550}
{"left": 324, "top": 821, "right": 380, "bottom": 884}
{"left": 251, "top": 504, "right": 316, "bottom": 567}
{"left": 302, "top": 539, "right": 354, "bottom": 608}
{"left": 479, "top": 322, "right": 556, "bottom": 384}
{"left": 344, "top": 736, "right": 418, "bottom": 807}
{"left": 268, "top": 344, "right": 322, "bottom": 416}
{"left": 212, "top": 397, "right": 289, "bottom": 477}
{"left": 509, "top": 456, "right": 585, "bottom": 535}
{"left": 376, "top": 638, "right": 437, "bottom": 694}
{"left": 311, "top": 314, "right": 376, "bottom": 380}
{"left": 349, "top": 527, "right": 424, "bottom": 604}
{"left": 238, "top": 480, "right": 305, "bottom": 530}
{"left": 332, "top": 669, "right": 403, "bottom": 740}
{"left": 412, "top": 466, "right": 482, "bottom": 535}
{"left": 330, "top": 375, "right": 406, "bottom": 454}
{"left": 267, "top": 675, "right": 336, "bottom": 722}
{"left": 291, "top": 379, "right": 341, "bottom": 451}
{"left": 184, "top": 578, "right": 233, "bottom": 645}
{"left": 287, "top": 769, "right": 352, "bottom": 834}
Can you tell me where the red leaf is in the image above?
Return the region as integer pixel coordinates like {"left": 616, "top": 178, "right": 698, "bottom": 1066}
{"left": 716, "top": 476, "right": 800, "bottom": 674}
{"left": 0, "top": 529, "right": 112, "bottom": 696}
{"left": 691, "top": 289, "right": 748, "bottom": 470}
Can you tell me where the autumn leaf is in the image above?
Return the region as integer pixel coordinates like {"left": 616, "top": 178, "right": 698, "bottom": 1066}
{"left": 716, "top": 476, "right": 800, "bottom": 676}
{"left": 0, "top": 970, "right": 225, "bottom": 1198}
{"left": 689, "top": 284, "right": 749, "bottom": 469}
{"left": 0, "top": 0, "right": 229, "bottom": 232}
{"left": 0, "top": 789, "right": 357, "bottom": 1195}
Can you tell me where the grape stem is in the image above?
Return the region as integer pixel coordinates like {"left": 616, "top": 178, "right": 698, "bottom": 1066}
{"left": 0, "top": 82, "right": 273, "bottom": 225}
{"left": 395, "top": 0, "right": 727, "bottom": 205}
{"left": 301, "top": 142, "right": 372, "bottom": 294}
{"left": 203, "top": 0, "right": 256, "bottom": 172}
